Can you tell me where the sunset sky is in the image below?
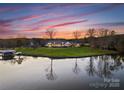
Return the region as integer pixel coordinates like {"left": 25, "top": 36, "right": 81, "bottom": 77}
{"left": 0, "top": 3, "right": 124, "bottom": 39}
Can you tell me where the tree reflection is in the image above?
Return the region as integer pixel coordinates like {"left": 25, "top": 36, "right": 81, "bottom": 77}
{"left": 46, "top": 59, "right": 57, "bottom": 80}
{"left": 10, "top": 56, "right": 24, "bottom": 64}
{"left": 72, "top": 58, "right": 80, "bottom": 74}
{"left": 110, "top": 55, "right": 124, "bottom": 71}
{"left": 86, "top": 57, "right": 96, "bottom": 77}
{"left": 97, "top": 55, "right": 112, "bottom": 78}
{"left": 87, "top": 55, "right": 124, "bottom": 78}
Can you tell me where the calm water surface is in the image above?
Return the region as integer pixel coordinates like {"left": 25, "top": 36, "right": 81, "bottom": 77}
{"left": 0, "top": 55, "right": 124, "bottom": 90}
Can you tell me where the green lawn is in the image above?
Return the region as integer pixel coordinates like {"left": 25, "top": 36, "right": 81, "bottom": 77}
{"left": 15, "top": 47, "right": 117, "bottom": 58}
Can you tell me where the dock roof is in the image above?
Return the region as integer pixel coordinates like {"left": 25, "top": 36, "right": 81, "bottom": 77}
{"left": 0, "top": 50, "right": 16, "bottom": 53}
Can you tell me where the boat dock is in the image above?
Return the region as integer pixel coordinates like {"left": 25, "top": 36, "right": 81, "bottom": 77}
{"left": 0, "top": 50, "right": 22, "bottom": 60}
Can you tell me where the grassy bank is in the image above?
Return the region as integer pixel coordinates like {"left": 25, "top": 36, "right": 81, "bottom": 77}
{"left": 15, "top": 47, "right": 117, "bottom": 58}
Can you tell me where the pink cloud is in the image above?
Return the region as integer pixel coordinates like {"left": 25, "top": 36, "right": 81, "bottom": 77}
{"left": 49, "top": 19, "right": 88, "bottom": 28}
{"left": 16, "top": 15, "right": 41, "bottom": 21}
{"left": 21, "top": 19, "right": 88, "bottom": 32}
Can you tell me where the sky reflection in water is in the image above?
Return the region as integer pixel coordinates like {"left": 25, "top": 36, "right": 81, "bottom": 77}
{"left": 0, "top": 55, "right": 124, "bottom": 90}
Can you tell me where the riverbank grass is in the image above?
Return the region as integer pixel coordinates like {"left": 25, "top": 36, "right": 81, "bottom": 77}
{"left": 15, "top": 47, "right": 116, "bottom": 58}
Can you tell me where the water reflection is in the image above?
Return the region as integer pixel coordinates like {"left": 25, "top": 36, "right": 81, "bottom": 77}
{"left": 45, "top": 59, "right": 57, "bottom": 80}
{"left": 0, "top": 55, "right": 25, "bottom": 65}
{"left": 11, "top": 56, "right": 24, "bottom": 64}
{"left": 97, "top": 55, "right": 113, "bottom": 78}
{"left": 72, "top": 58, "right": 81, "bottom": 74}
{"left": 44, "top": 55, "right": 124, "bottom": 81}
{"left": 86, "top": 57, "right": 96, "bottom": 77}
{"left": 86, "top": 55, "right": 124, "bottom": 79}
{"left": 0, "top": 54, "right": 124, "bottom": 89}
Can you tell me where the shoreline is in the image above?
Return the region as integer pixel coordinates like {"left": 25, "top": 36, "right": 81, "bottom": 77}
{"left": 19, "top": 52, "right": 118, "bottom": 59}
{"left": 14, "top": 47, "right": 118, "bottom": 59}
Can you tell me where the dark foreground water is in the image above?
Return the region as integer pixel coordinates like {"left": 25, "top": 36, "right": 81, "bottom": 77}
{"left": 0, "top": 55, "right": 124, "bottom": 90}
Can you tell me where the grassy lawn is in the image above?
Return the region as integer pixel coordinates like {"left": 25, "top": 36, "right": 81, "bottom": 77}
{"left": 15, "top": 47, "right": 117, "bottom": 58}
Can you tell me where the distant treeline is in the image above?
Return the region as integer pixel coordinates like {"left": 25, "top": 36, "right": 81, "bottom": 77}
{"left": 0, "top": 34, "right": 124, "bottom": 53}
{"left": 0, "top": 38, "right": 47, "bottom": 48}
{"left": 87, "top": 34, "right": 124, "bottom": 53}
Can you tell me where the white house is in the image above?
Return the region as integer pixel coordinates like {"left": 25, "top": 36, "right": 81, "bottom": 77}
{"left": 45, "top": 40, "right": 72, "bottom": 48}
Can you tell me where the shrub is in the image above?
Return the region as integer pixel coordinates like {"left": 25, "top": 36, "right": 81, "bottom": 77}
{"left": 115, "top": 38, "right": 124, "bottom": 53}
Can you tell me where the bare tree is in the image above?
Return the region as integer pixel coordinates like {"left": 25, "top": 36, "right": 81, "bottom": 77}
{"left": 98, "top": 28, "right": 105, "bottom": 37}
{"left": 109, "top": 30, "right": 116, "bottom": 36}
{"left": 86, "top": 28, "right": 96, "bottom": 38}
{"left": 45, "top": 28, "right": 56, "bottom": 39}
{"left": 98, "top": 28, "right": 116, "bottom": 37}
{"left": 98, "top": 28, "right": 111, "bottom": 37}
{"left": 73, "top": 31, "right": 81, "bottom": 39}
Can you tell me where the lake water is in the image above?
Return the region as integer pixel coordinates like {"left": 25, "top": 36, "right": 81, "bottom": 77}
{"left": 0, "top": 55, "right": 124, "bottom": 90}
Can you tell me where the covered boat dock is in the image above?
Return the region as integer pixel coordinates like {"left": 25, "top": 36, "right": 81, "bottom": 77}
{"left": 0, "top": 50, "right": 21, "bottom": 60}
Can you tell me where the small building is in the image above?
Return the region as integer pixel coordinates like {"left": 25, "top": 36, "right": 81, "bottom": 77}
{"left": 71, "top": 41, "right": 82, "bottom": 47}
{"left": 0, "top": 50, "right": 16, "bottom": 60}
{"left": 74, "top": 43, "right": 81, "bottom": 47}
{"left": 64, "top": 42, "right": 72, "bottom": 47}
{"left": 45, "top": 40, "right": 72, "bottom": 48}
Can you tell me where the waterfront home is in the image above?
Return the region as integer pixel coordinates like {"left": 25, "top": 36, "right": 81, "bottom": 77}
{"left": 73, "top": 43, "right": 81, "bottom": 47}
{"left": 45, "top": 40, "right": 72, "bottom": 48}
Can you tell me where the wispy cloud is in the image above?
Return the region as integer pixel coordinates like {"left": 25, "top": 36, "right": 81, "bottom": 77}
{"left": 49, "top": 19, "right": 88, "bottom": 28}
{"left": 87, "top": 21, "right": 124, "bottom": 27}
{"left": 0, "top": 6, "right": 23, "bottom": 13}
{"left": 0, "top": 20, "right": 12, "bottom": 34}
{"left": 15, "top": 15, "right": 41, "bottom": 21}
{"left": 31, "top": 3, "right": 88, "bottom": 10}
{"left": 19, "top": 19, "right": 88, "bottom": 32}
{"left": 0, "top": 3, "right": 123, "bottom": 38}
{"left": 28, "top": 4, "right": 121, "bottom": 26}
